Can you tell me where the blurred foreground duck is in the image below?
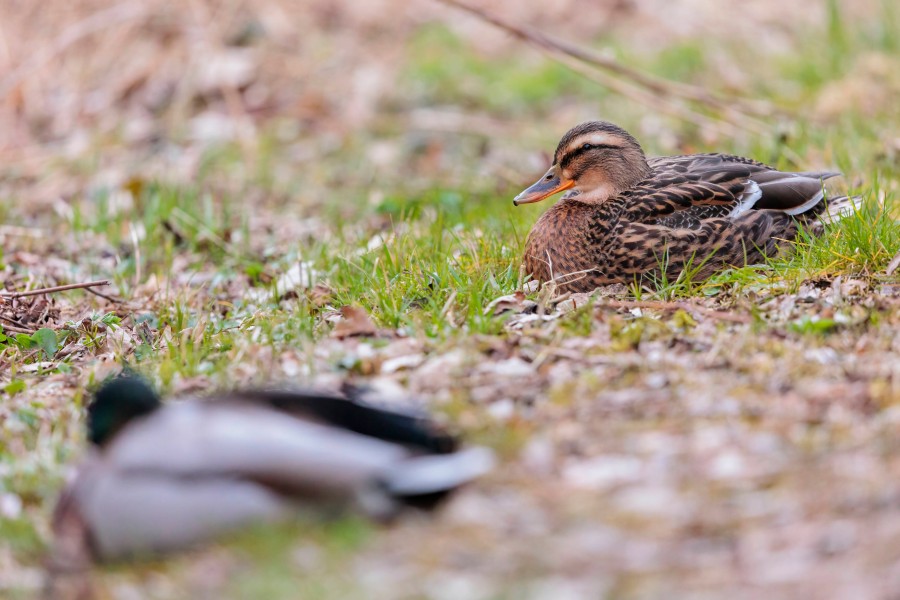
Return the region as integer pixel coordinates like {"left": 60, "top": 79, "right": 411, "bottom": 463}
{"left": 51, "top": 376, "right": 494, "bottom": 566}
{"left": 515, "top": 121, "right": 860, "bottom": 292}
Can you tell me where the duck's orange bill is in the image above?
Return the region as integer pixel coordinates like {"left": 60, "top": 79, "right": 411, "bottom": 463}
{"left": 513, "top": 172, "right": 574, "bottom": 206}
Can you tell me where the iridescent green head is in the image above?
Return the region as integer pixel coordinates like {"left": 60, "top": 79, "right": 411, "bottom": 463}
{"left": 87, "top": 375, "right": 161, "bottom": 446}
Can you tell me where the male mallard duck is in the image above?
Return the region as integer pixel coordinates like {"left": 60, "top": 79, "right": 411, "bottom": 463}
{"left": 515, "top": 121, "right": 860, "bottom": 292}
{"left": 51, "top": 376, "right": 493, "bottom": 562}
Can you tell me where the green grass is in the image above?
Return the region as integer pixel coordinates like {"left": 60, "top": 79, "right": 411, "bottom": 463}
{"left": 224, "top": 516, "right": 372, "bottom": 599}
{"left": 403, "top": 24, "right": 601, "bottom": 113}
{"left": 783, "top": 194, "right": 900, "bottom": 276}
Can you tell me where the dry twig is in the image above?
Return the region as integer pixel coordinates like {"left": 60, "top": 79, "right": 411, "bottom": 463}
{"left": 0, "top": 314, "right": 37, "bottom": 335}
{"left": 0, "top": 324, "right": 37, "bottom": 335}
{"left": 0, "top": 314, "right": 35, "bottom": 329}
{"left": 85, "top": 286, "right": 122, "bottom": 303}
{"left": 436, "top": 0, "right": 779, "bottom": 133}
{"left": 1, "top": 280, "right": 111, "bottom": 299}
{"left": 0, "top": 347, "right": 41, "bottom": 375}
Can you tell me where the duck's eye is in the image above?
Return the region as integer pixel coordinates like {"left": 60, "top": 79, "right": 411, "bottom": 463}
{"left": 581, "top": 143, "right": 594, "bottom": 151}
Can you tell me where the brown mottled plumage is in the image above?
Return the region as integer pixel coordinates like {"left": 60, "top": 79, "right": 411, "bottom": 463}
{"left": 515, "top": 121, "right": 859, "bottom": 292}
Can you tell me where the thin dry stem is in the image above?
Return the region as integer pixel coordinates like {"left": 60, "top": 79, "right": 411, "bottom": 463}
{"left": 437, "top": 0, "right": 778, "bottom": 133}
{"left": 0, "top": 347, "right": 41, "bottom": 374}
{"left": 1, "top": 280, "right": 111, "bottom": 298}
{"left": 887, "top": 248, "right": 900, "bottom": 276}
{"left": 0, "top": 323, "right": 37, "bottom": 335}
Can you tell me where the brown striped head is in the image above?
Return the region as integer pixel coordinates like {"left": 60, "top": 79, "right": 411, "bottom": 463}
{"left": 514, "top": 121, "right": 650, "bottom": 206}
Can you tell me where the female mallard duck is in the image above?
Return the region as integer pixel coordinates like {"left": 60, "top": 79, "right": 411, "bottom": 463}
{"left": 515, "top": 121, "right": 859, "bottom": 292}
{"left": 51, "top": 376, "right": 493, "bottom": 563}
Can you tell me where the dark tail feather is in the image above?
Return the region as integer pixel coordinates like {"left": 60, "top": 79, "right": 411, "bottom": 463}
{"left": 228, "top": 387, "right": 458, "bottom": 454}
{"left": 748, "top": 169, "right": 849, "bottom": 218}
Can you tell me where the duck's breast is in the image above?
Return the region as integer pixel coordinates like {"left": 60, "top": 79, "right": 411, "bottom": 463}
{"left": 523, "top": 200, "right": 600, "bottom": 285}
{"left": 75, "top": 462, "right": 291, "bottom": 559}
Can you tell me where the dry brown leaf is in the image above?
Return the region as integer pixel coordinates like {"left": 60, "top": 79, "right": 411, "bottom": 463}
{"left": 484, "top": 291, "right": 537, "bottom": 316}
{"left": 886, "top": 248, "right": 900, "bottom": 277}
{"left": 552, "top": 292, "right": 593, "bottom": 314}
{"left": 308, "top": 282, "right": 334, "bottom": 308}
{"left": 332, "top": 305, "right": 378, "bottom": 339}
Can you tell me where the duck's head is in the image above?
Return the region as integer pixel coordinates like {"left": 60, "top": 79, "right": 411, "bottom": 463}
{"left": 513, "top": 120, "right": 650, "bottom": 206}
{"left": 87, "top": 374, "right": 161, "bottom": 446}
